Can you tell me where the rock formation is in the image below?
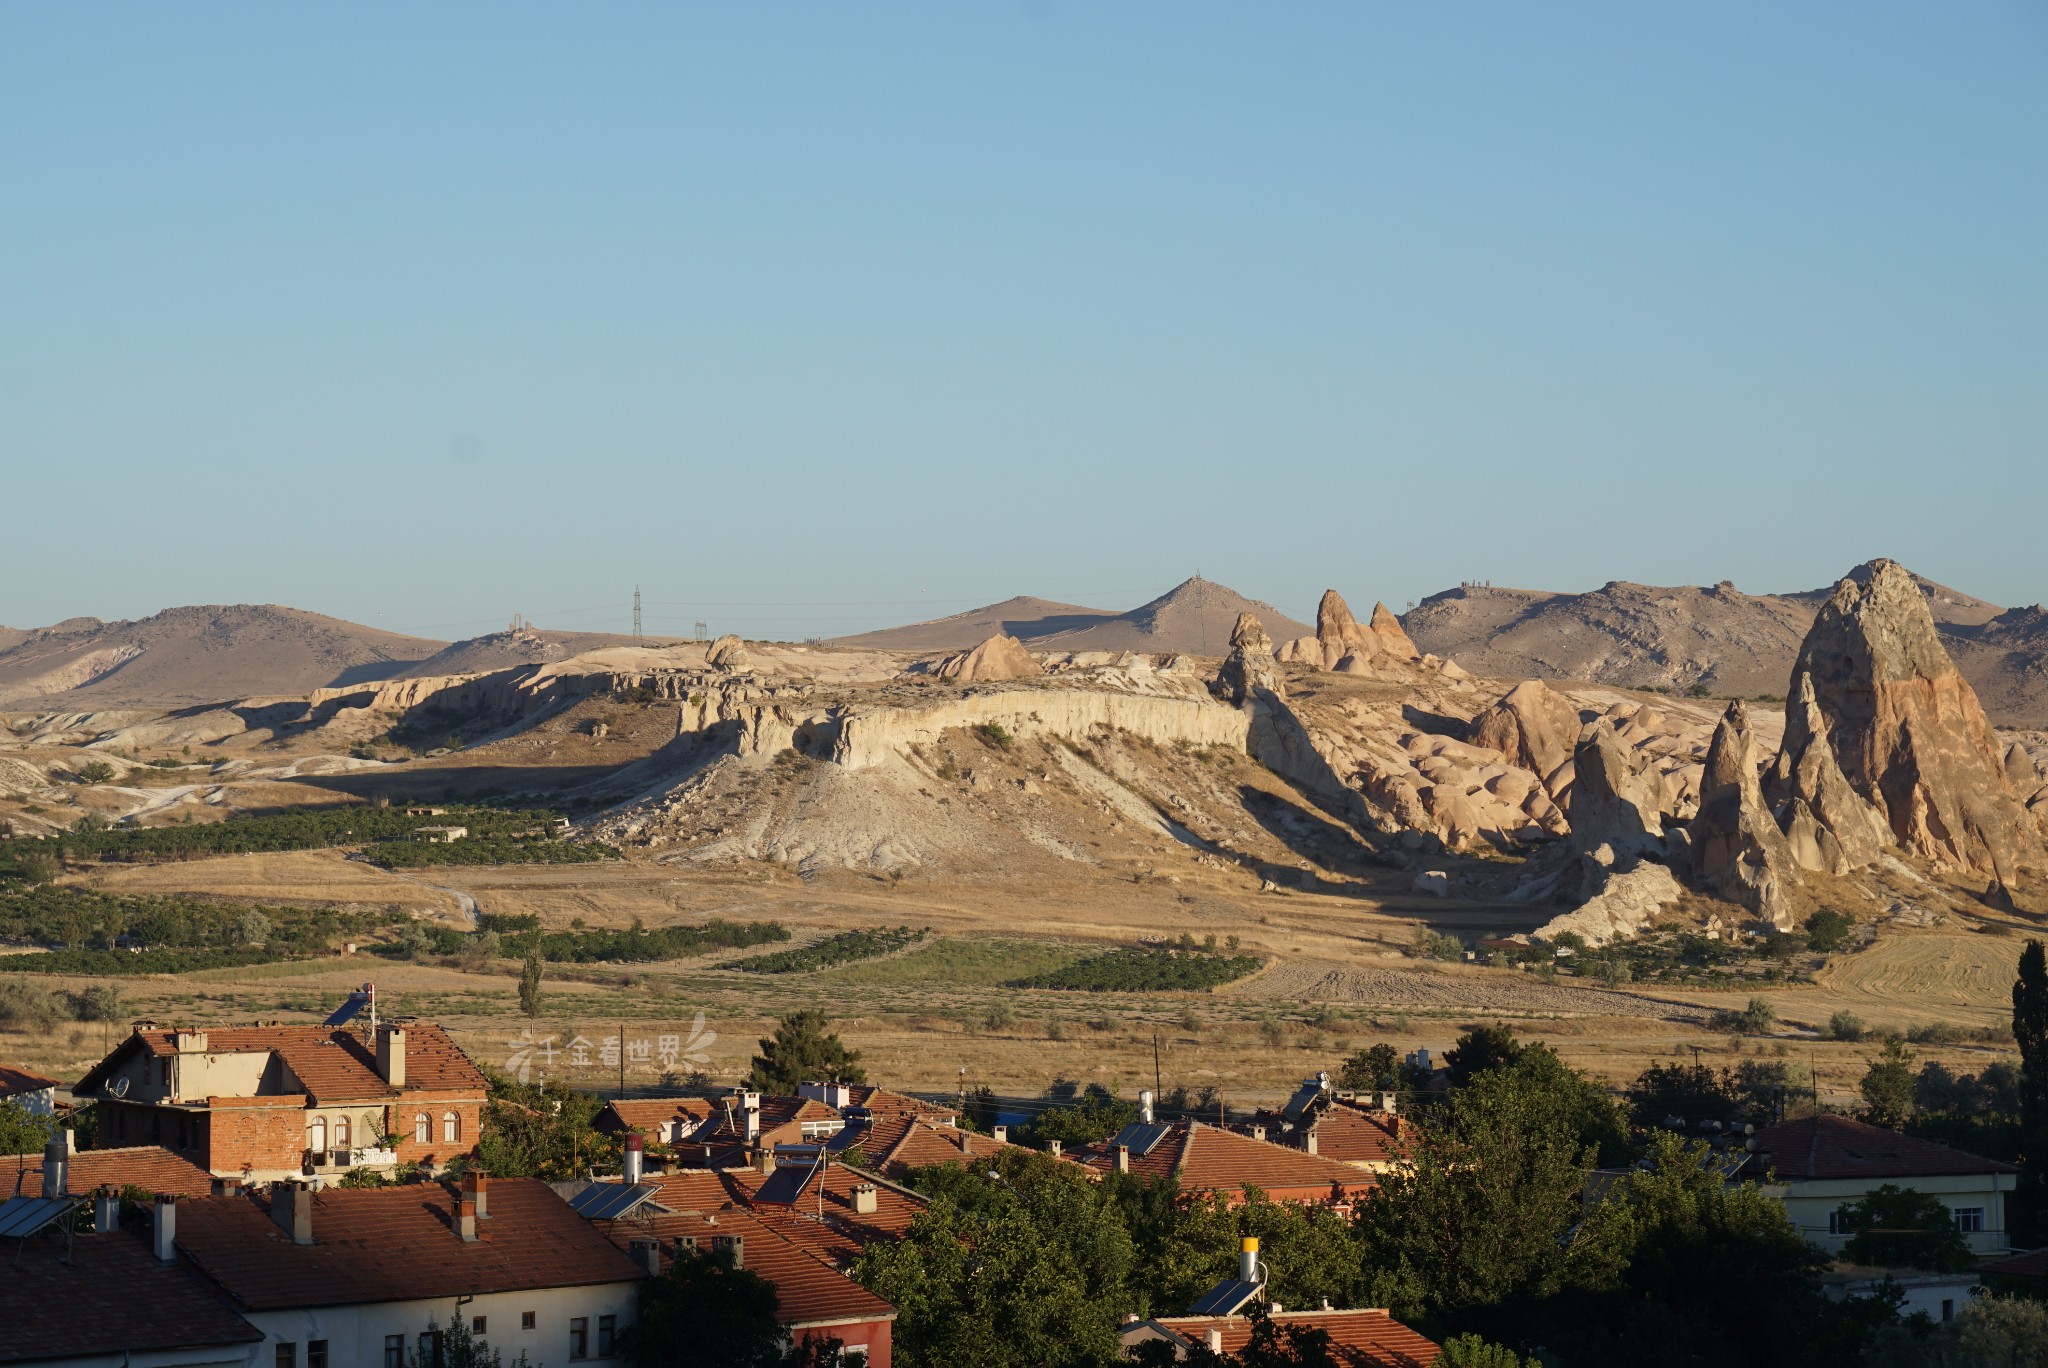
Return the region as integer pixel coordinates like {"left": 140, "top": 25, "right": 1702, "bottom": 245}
{"left": 1566, "top": 720, "right": 1668, "bottom": 865}
{"left": 706, "top": 634, "right": 752, "bottom": 672}
{"left": 1767, "top": 672, "right": 1889, "bottom": 872}
{"left": 1469, "top": 680, "right": 1583, "bottom": 796}
{"left": 933, "top": 633, "right": 1042, "bottom": 683}
{"left": 1277, "top": 590, "right": 1420, "bottom": 671}
{"left": 1212, "top": 612, "right": 1282, "bottom": 706}
{"left": 1536, "top": 860, "right": 1686, "bottom": 947}
{"left": 1689, "top": 701, "right": 1796, "bottom": 928}
{"left": 1785, "top": 559, "right": 2038, "bottom": 885}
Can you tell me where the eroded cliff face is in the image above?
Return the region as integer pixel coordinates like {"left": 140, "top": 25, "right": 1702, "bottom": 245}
{"left": 1786, "top": 559, "right": 2039, "bottom": 885}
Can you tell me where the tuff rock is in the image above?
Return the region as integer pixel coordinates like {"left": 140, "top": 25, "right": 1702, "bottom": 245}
{"left": 1690, "top": 701, "right": 1797, "bottom": 929}
{"left": 1469, "top": 679, "right": 1583, "bottom": 797}
{"left": 706, "top": 634, "right": 752, "bottom": 672}
{"left": 1213, "top": 612, "right": 1282, "bottom": 706}
{"left": 934, "top": 633, "right": 1043, "bottom": 683}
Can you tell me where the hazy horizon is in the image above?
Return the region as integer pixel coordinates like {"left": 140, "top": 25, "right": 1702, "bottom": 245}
{"left": 5, "top": 4, "right": 2043, "bottom": 640}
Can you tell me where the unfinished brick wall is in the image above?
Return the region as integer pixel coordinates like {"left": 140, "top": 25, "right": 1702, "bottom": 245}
{"left": 206, "top": 1096, "right": 309, "bottom": 1175}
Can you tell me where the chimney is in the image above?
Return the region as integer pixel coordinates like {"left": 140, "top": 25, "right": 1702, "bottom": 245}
{"left": 757, "top": 1148, "right": 777, "bottom": 1177}
{"left": 40, "top": 1136, "right": 67, "bottom": 1199}
{"left": 152, "top": 1196, "right": 178, "bottom": 1263}
{"left": 1208, "top": 1329, "right": 1225, "bottom": 1354}
{"left": 1240, "top": 1236, "right": 1261, "bottom": 1284}
{"left": 457, "top": 1190, "right": 478, "bottom": 1242}
{"left": 1049, "top": 1140, "right": 1062, "bottom": 1159}
{"left": 741, "top": 1092, "right": 762, "bottom": 1143}
{"left": 377, "top": 1024, "right": 406, "bottom": 1088}
{"left": 1377, "top": 1091, "right": 1397, "bottom": 1115}
{"left": 1114, "top": 1145, "right": 1130, "bottom": 1174}
{"left": 623, "top": 1133, "right": 645, "bottom": 1185}
{"left": 717, "top": 1234, "right": 745, "bottom": 1269}
{"left": 270, "top": 1181, "right": 313, "bottom": 1246}
{"left": 992, "top": 1125, "right": 1007, "bottom": 1144}
{"left": 174, "top": 1029, "right": 209, "bottom": 1054}
{"left": 1304, "top": 1131, "right": 1318, "bottom": 1156}
{"left": 630, "top": 1239, "right": 663, "bottom": 1277}
{"left": 462, "top": 1169, "right": 489, "bottom": 1219}
{"left": 851, "top": 1183, "right": 879, "bottom": 1215}
{"left": 1251, "top": 1125, "right": 1267, "bottom": 1143}
{"left": 94, "top": 1185, "right": 121, "bottom": 1233}
{"left": 1139, "top": 1089, "right": 1154, "bottom": 1124}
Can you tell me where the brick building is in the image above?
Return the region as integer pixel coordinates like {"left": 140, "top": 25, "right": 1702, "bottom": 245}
{"left": 73, "top": 1020, "right": 486, "bottom": 1184}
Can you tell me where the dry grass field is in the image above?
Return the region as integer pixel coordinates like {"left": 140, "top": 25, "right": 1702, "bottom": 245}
{"left": 0, "top": 845, "right": 2022, "bottom": 1117}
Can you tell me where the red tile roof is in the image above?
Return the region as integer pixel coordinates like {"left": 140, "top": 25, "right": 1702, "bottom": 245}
{"left": 619, "top": 1209, "right": 897, "bottom": 1330}
{"left": 1979, "top": 1247, "right": 2048, "bottom": 1278}
{"left": 0, "top": 1227, "right": 262, "bottom": 1365}
{"left": 1751, "top": 1114, "right": 2018, "bottom": 1182}
{"left": 1134, "top": 1310, "right": 1438, "bottom": 1367}
{"left": 174, "top": 1177, "right": 644, "bottom": 1309}
{"left": 847, "top": 1085, "right": 953, "bottom": 1120}
{"left": 3, "top": 1145, "right": 216, "bottom": 1200}
{"left": 1077, "top": 1121, "right": 1376, "bottom": 1199}
{"left": 597, "top": 1097, "right": 717, "bottom": 1139}
{"left": 643, "top": 1163, "right": 926, "bottom": 1267}
{"left": 0, "top": 1063, "right": 60, "bottom": 1098}
{"left": 872, "top": 1118, "right": 1013, "bottom": 1178}
{"left": 77, "top": 1024, "right": 486, "bottom": 1104}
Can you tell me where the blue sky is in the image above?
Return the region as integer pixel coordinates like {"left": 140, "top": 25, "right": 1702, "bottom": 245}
{"left": 4, "top": 3, "right": 2043, "bottom": 642}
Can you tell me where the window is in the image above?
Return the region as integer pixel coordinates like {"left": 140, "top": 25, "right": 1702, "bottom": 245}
{"left": 333, "top": 1116, "right": 350, "bottom": 1152}
{"left": 472, "top": 1316, "right": 487, "bottom": 1335}
{"left": 840, "top": 1348, "right": 869, "bottom": 1367}
{"left": 521, "top": 1312, "right": 536, "bottom": 1330}
{"left": 308, "top": 1342, "right": 327, "bottom": 1368}
{"left": 415, "top": 1113, "right": 430, "bottom": 1144}
{"left": 598, "top": 1315, "right": 615, "bottom": 1356}
{"left": 1943, "top": 1299, "right": 1956, "bottom": 1323}
{"left": 444, "top": 1111, "right": 461, "bottom": 1144}
{"left": 569, "top": 1317, "right": 589, "bottom": 1360}
{"left": 383, "top": 1335, "right": 405, "bottom": 1368}
{"left": 1828, "top": 1207, "right": 1853, "bottom": 1236}
{"left": 307, "top": 1116, "right": 326, "bottom": 1153}
{"left": 276, "top": 1344, "right": 297, "bottom": 1368}
{"left": 1954, "top": 1206, "right": 1986, "bottom": 1234}
{"left": 418, "top": 1331, "right": 444, "bottom": 1368}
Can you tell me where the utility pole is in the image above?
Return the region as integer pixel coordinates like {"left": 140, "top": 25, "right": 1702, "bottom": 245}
{"left": 1152, "top": 1033, "right": 1164, "bottom": 1102}
{"left": 619, "top": 1019, "right": 626, "bottom": 1098}
{"left": 958, "top": 1066, "right": 967, "bottom": 1118}
{"left": 632, "top": 587, "right": 643, "bottom": 645}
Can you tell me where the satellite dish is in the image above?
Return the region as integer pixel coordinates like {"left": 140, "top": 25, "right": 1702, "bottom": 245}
{"left": 108, "top": 1076, "right": 130, "bottom": 1099}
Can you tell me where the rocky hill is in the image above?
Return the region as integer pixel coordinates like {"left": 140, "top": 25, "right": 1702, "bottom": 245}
{"left": 844, "top": 579, "right": 1313, "bottom": 657}
{"left": 397, "top": 627, "right": 668, "bottom": 678}
{"left": 1403, "top": 565, "right": 2048, "bottom": 727}
{"left": 0, "top": 605, "right": 445, "bottom": 707}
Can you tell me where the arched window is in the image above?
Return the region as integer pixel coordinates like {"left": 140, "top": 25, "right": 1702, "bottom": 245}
{"left": 333, "top": 1116, "right": 350, "bottom": 1152}
{"left": 307, "top": 1116, "right": 326, "bottom": 1153}
{"left": 414, "top": 1113, "right": 430, "bottom": 1145}
{"left": 443, "top": 1111, "right": 460, "bottom": 1144}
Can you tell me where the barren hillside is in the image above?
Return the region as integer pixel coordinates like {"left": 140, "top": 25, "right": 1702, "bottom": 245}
{"left": 833, "top": 596, "right": 1117, "bottom": 651}
{"left": 1025, "top": 578, "right": 1313, "bottom": 655}
{"left": 1404, "top": 565, "right": 2048, "bottom": 727}
{"left": 398, "top": 627, "right": 674, "bottom": 677}
{"left": 0, "top": 605, "right": 444, "bottom": 707}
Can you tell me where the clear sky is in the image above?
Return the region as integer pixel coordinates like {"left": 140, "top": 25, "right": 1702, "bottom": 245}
{"left": 4, "top": 3, "right": 2043, "bottom": 643}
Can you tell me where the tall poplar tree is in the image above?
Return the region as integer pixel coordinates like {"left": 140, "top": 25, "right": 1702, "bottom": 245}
{"left": 2012, "top": 940, "right": 2048, "bottom": 1244}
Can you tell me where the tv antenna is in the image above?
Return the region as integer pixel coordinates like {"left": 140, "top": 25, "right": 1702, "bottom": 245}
{"left": 632, "top": 587, "right": 643, "bottom": 645}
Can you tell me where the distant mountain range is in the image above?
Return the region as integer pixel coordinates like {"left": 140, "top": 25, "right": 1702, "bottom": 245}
{"left": 4, "top": 564, "right": 2042, "bottom": 725}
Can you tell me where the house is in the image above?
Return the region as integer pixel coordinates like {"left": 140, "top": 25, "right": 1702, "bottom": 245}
{"left": 171, "top": 1174, "right": 644, "bottom": 1368}
{"left": 1746, "top": 1113, "right": 2019, "bottom": 1256}
{"left": 661, "top": 1090, "right": 848, "bottom": 1167}
{"left": 0, "top": 1063, "right": 61, "bottom": 1118}
{"left": 1121, "top": 1309, "right": 1439, "bottom": 1366}
{"left": 1820, "top": 1265, "right": 1981, "bottom": 1325}
{"left": 601, "top": 1205, "right": 897, "bottom": 1366}
{"left": 593, "top": 1096, "right": 719, "bottom": 1146}
{"left": 1072, "top": 1117, "right": 1377, "bottom": 1208}
{"left": 72, "top": 1020, "right": 487, "bottom": 1184}
{"left": 645, "top": 1158, "right": 928, "bottom": 1268}
{"left": 412, "top": 825, "right": 468, "bottom": 843}
{"left": 846, "top": 1110, "right": 1016, "bottom": 1179}
{"left": 1243, "top": 1076, "right": 1410, "bottom": 1174}
{"left": 5, "top": 1133, "right": 216, "bottom": 1199}
{"left": 0, "top": 1194, "right": 263, "bottom": 1368}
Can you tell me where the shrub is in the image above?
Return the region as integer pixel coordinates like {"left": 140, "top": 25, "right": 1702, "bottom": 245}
{"left": 975, "top": 722, "right": 1015, "bottom": 752}
{"left": 76, "top": 761, "right": 116, "bottom": 784}
{"left": 1713, "top": 997, "right": 1777, "bottom": 1036}
{"left": 0, "top": 981, "right": 62, "bottom": 1032}
{"left": 1008, "top": 946, "right": 1261, "bottom": 992}
{"left": 1805, "top": 909, "right": 1855, "bottom": 954}
{"left": 729, "top": 926, "right": 926, "bottom": 974}
{"left": 1420, "top": 930, "right": 1465, "bottom": 963}
{"left": 1826, "top": 1010, "right": 1868, "bottom": 1043}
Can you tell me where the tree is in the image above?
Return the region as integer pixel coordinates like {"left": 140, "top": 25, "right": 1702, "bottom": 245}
{"left": 516, "top": 951, "right": 544, "bottom": 1019}
{"left": 1625, "top": 1062, "right": 1740, "bottom": 1130}
{"left": 0, "top": 1098, "right": 55, "bottom": 1156}
{"left": 2015, "top": 940, "right": 2048, "bottom": 1244}
{"left": 410, "top": 1312, "right": 531, "bottom": 1368}
{"left": 1353, "top": 1052, "right": 1631, "bottom": 1341}
{"left": 67, "top": 983, "right": 126, "bottom": 1023}
{"left": 235, "top": 909, "right": 270, "bottom": 947}
{"left": 473, "top": 1071, "right": 620, "bottom": 1180}
{"left": 1016, "top": 1082, "right": 1136, "bottom": 1151}
{"left": 1861, "top": 1039, "right": 1918, "bottom": 1131}
{"left": 16, "top": 850, "right": 57, "bottom": 887}
{"left": 1839, "top": 1184, "right": 1974, "bottom": 1272}
{"left": 1337, "top": 1043, "right": 1404, "bottom": 1093}
{"left": 856, "top": 1150, "right": 1132, "bottom": 1367}
{"left": 1444, "top": 1024, "right": 1523, "bottom": 1089}
{"left": 748, "top": 1011, "right": 864, "bottom": 1095}
{"left": 1437, "top": 1336, "right": 1535, "bottom": 1368}
{"left": 627, "top": 1243, "right": 833, "bottom": 1368}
